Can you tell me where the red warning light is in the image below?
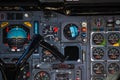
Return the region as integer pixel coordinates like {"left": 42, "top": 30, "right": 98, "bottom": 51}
{"left": 53, "top": 27, "right": 58, "bottom": 33}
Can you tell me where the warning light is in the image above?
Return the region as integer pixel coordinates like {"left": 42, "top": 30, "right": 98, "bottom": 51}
{"left": 53, "top": 27, "right": 58, "bottom": 33}
{"left": 24, "top": 22, "right": 32, "bottom": 27}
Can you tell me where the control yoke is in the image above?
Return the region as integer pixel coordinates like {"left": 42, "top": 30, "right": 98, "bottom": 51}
{"left": 0, "top": 34, "right": 65, "bottom": 80}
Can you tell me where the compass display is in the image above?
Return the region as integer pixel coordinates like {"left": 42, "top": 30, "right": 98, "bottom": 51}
{"left": 63, "top": 23, "right": 79, "bottom": 40}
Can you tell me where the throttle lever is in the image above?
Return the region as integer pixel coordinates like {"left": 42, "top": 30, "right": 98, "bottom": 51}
{"left": 16, "top": 34, "right": 42, "bottom": 67}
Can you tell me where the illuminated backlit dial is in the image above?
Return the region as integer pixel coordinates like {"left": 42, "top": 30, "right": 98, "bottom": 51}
{"left": 7, "top": 27, "right": 27, "bottom": 48}
{"left": 34, "top": 71, "right": 50, "bottom": 80}
{"left": 63, "top": 23, "right": 79, "bottom": 40}
{"left": 108, "top": 48, "right": 120, "bottom": 59}
{"left": 108, "top": 33, "right": 119, "bottom": 45}
{"left": 3, "top": 25, "right": 30, "bottom": 51}
{"left": 93, "top": 63, "right": 104, "bottom": 74}
{"left": 108, "top": 63, "right": 119, "bottom": 74}
{"left": 93, "top": 48, "right": 104, "bottom": 59}
{"left": 93, "top": 33, "right": 104, "bottom": 45}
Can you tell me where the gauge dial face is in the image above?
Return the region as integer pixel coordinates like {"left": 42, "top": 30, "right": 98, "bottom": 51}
{"left": 92, "top": 77, "right": 104, "bottom": 80}
{"left": 93, "top": 63, "right": 104, "bottom": 74}
{"left": 7, "top": 27, "right": 27, "bottom": 38}
{"left": 42, "top": 25, "right": 59, "bottom": 41}
{"left": 34, "top": 71, "right": 50, "bottom": 80}
{"left": 93, "top": 33, "right": 104, "bottom": 45}
{"left": 63, "top": 24, "right": 79, "bottom": 40}
{"left": 108, "top": 48, "right": 120, "bottom": 59}
{"left": 93, "top": 48, "right": 104, "bottom": 59}
{"left": 4, "top": 25, "right": 30, "bottom": 49}
{"left": 42, "top": 48, "right": 56, "bottom": 62}
{"left": 115, "top": 19, "right": 120, "bottom": 25}
{"left": 108, "top": 33, "right": 119, "bottom": 45}
{"left": 108, "top": 63, "right": 119, "bottom": 74}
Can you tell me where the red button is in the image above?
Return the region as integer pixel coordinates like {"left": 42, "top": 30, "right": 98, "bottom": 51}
{"left": 76, "top": 78, "right": 80, "bottom": 80}
{"left": 53, "top": 27, "right": 58, "bottom": 33}
{"left": 26, "top": 72, "right": 30, "bottom": 77}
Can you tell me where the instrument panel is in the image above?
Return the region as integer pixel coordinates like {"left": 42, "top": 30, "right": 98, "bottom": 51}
{"left": 0, "top": 11, "right": 120, "bottom": 80}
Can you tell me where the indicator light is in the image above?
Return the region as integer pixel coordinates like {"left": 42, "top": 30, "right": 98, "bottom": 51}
{"left": 34, "top": 21, "right": 39, "bottom": 34}
{"left": 81, "top": 27, "right": 87, "bottom": 32}
{"left": 53, "top": 27, "right": 58, "bottom": 33}
{"left": 1, "top": 22, "right": 9, "bottom": 28}
{"left": 24, "top": 22, "right": 32, "bottom": 27}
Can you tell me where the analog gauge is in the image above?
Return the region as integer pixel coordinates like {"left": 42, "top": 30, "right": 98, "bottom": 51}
{"left": 63, "top": 23, "right": 79, "bottom": 40}
{"left": 108, "top": 48, "right": 119, "bottom": 59}
{"left": 93, "top": 33, "right": 104, "bottom": 45}
{"left": 3, "top": 25, "right": 30, "bottom": 51}
{"left": 108, "top": 33, "right": 119, "bottom": 45}
{"left": 115, "top": 19, "right": 120, "bottom": 25}
{"left": 92, "top": 77, "right": 104, "bottom": 80}
{"left": 6, "top": 27, "right": 29, "bottom": 49}
{"left": 93, "top": 48, "right": 104, "bottom": 59}
{"left": 42, "top": 48, "right": 56, "bottom": 62}
{"left": 108, "top": 63, "right": 119, "bottom": 74}
{"left": 42, "top": 25, "right": 59, "bottom": 41}
{"left": 93, "top": 63, "right": 104, "bottom": 74}
{"left": 34, "top": 71, "right": 50, "bottom": 80}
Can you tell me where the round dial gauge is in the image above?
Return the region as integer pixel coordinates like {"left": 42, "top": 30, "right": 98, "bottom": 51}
{"left": 34, "top": 71, "right": 50, "bottom": 80}
{"left": 93, "top": 33, "right": 104, "bottom": 45}
{"left": 108, "top": 63, "right": 119, "bottom": 74}
{"left": 108, "top": 33, "right": 119, "bottom": 45}
{"left": 115, "top": 19, "right": 120, "bottom": 25}
{"left": 93, "top": 48, "right": 104, "bottom": 59}
{"left": 42, "top": 25, "right": 59, "bottom": 41}
{"left": 63, "top": 23, "right": 79, "bottom": 40}
{"left": 92, "top": 77, "right": 104, "bottom": 80}
{"left": 93, "top": 63, "right": 104, "bottom": 74}
{"left": 108, "top": 48, "right": 120, "bottom": 59}
{"left": 42, "top": 48, "right": 56, "bottom": 62}
{"left": 6, "top": 27, "right": 29, "bottom": 49}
